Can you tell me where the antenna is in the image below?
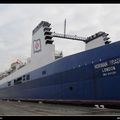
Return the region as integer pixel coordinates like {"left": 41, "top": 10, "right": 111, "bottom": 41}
{"left": 52, "top": 19, "right": 87, "bottom": 42}
{"left": 64, "top": 19, "right": 66, "bottom": 37}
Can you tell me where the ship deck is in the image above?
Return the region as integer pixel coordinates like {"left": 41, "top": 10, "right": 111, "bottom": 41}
{"left": 0, "top": 100, "right": 119, "bottom": 116}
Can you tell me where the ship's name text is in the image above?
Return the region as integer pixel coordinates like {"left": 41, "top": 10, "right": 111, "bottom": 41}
{"left": 102, "top": 66, "right": 116, "bottom": 72}
{"left": 94, "top": 57, "right": 120, "bottom": 69}
{"left": 94, "top": 57, "right": 120, "bottom": 77}
{"left": 94, "top": 62, "right": 108, "bottom": 69}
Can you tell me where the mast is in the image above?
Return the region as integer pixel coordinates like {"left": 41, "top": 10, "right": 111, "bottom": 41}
{"left": 64, "top": 19, "right": 66, "bottom": 37}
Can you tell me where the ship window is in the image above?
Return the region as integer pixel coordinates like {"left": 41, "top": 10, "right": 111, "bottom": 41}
{"left": 23, "top": 75, "right": 26, "bottom": 81}
{"left": 14, "top": 77, "right": 22, "bottom": 85}
{"left": 8, "top": 81, "right": 11, "bottom": 86}
{"left": 26, "top": 74, "right": 30, "bottom": 80}
{"left": 42, "top": 70, "right": 46, "bottom": 75}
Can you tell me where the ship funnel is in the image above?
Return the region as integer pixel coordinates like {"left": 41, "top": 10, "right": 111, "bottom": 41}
{"left": 32, "top": 21, "right": 54, "bottom": 53}
{"left": 31, "top": 21, "right": 55, "bottom": 69}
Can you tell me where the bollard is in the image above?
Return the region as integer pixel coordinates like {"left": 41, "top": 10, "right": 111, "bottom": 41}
{"left": 38, "top": 101, "right": 42, "bottom": 104}
{"left": 95, "top": 104, "right": 100, "bottom": 108}
{"left": 100, "top": 105, "right": 105, "bottom": 109}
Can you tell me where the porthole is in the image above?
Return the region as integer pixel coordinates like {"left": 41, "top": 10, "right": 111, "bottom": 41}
{"left": 69, "top": 86, "right": 73, "bottom": 91}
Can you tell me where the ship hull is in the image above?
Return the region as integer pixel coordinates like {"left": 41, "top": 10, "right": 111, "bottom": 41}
{"left": 0, "top": 41, "right": 120, "bottom": 106}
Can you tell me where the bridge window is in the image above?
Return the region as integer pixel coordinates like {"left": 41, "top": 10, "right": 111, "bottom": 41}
{"left": 8, "top": 81, "right": 11, "bottom": 86}
{"left": 26, "top": 74, "right": 30, "bottom": 80}
{"left": 14, "top": 77, "right": 22, "bottom": 85}
{"left": 23, "top": 75, "right": 26, "bottom": 81}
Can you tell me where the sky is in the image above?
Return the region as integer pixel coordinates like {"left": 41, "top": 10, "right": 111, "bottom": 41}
{"left": 0, "top": 4, "right": 120, "bottom": 72}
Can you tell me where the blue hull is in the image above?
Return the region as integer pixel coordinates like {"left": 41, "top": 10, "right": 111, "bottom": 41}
{"left": 0, "top": 41, "right": 120, "bottom": 104}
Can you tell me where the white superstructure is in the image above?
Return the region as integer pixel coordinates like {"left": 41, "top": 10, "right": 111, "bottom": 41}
{"left": 31, "top": 21, "right": 55, "bottom": 70}
{"left": 0, "top": 21, "right": 111, "bottom": 89}
{"left": 85, "top": 32, "right": 110, "bottom": 50}
{"left": 0, "top": 21, "right": 58, "bottom": 87}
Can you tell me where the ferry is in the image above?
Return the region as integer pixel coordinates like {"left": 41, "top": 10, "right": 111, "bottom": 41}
{"left": 0, "top": 21, "right": 119, "bottom": 106}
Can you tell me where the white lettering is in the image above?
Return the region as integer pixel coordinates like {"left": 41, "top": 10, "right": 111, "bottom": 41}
{"left": 102, "top": 71, "right": 116, "bottom": 77}
{"left": 102, "top": 66, "right": 116, "bottom": 72}
{"left": 94, "top": 62, "right": 108, "bottom": 69}
{"left": 109, "top": 58, "right": 120, "bottom": 65}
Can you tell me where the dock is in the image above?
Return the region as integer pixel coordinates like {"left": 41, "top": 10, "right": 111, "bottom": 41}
{"left": 0, "top": 100, "right": 119, "bottom": 116}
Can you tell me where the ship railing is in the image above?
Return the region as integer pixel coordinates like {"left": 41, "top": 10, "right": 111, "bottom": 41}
{"left": 52, "top": 32, "right": 87, "bottom": 42}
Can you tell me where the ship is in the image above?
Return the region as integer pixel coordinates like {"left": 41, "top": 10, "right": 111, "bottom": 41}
{"left": 0, "top": 20, "right": 119, "bottom": 106}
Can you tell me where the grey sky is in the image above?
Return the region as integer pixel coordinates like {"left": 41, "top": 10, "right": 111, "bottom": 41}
{"left": 0, "top": 4, "right": 119, "bottom": 72}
